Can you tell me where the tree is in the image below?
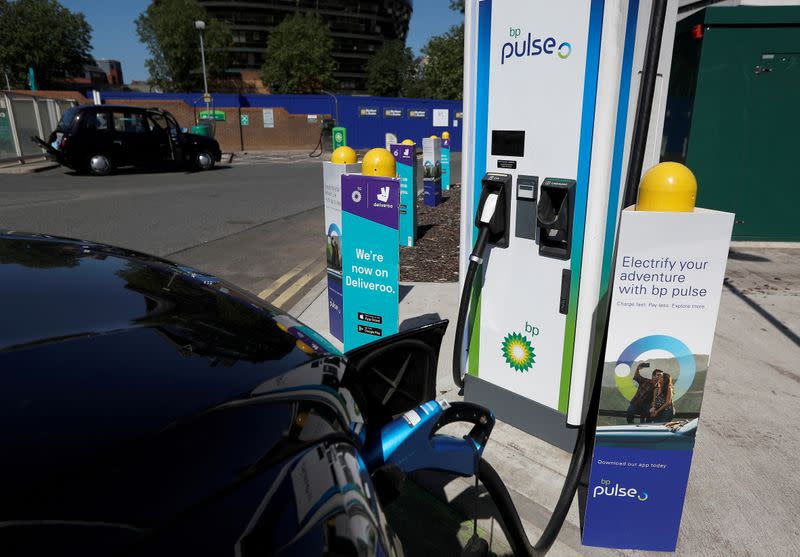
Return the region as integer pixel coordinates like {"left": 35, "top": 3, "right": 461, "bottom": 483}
{"left": 260, "top": 13, "right": 336, "bottom": 94}
{"left": 419, "top": 24, "right": 464, "bottom": 100}
{"left": 0, "top": 0, "right": 92, "bottom": 89}
{"left": 136, "top": 0, "right": 232, "bottom": 92}
{"left": 366, "top": 40, "right": 414, "bottom": 97}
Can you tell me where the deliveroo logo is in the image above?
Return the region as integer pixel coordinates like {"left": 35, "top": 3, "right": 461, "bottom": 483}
{"left": 501, "top": 332, "right": 535, "bottom": 372}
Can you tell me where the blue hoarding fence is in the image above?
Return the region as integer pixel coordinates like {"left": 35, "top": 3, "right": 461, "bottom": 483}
{"left": 100, "top": 91, "right": 463, "bottom": 151}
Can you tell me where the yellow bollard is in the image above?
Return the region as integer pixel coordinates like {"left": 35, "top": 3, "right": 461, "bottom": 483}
{"left": 401, "top": 139, "right": 415, "bottom": 145}
{"left": 331, "top": 145, "right": 357, "bottom": 164}
{"left": 442, "top": 131, "right": 450, "bottom": 140}
{"left": 636, "top": 162, "right": 697, "bottom": 212}
{"left": 361, "top": 148, "right": 396, "bottom": 177}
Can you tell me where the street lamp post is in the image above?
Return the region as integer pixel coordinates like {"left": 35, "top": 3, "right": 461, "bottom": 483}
{"left": 195, "top": 20, "right": 210, "bottom": 114}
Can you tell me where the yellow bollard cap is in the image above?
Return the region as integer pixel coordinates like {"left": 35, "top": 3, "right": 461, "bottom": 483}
{"left": 430, "top": 135, "right": 438, "bottom": 139}
{"left": 331, "top": 145, "right": 357, "bottom": 164}
{"left": 442, "top": 131, "right": 450, "bottom": 139}
{"left": 401, "top": 139, "right": 415, "bottom": 145}
{"left": 636, "top": 162, "right": 697, "bottom": 212}
{"left": 362, "top": 148, "right": 396, "bottom": 177}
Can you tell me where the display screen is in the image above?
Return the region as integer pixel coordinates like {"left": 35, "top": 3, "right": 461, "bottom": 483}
{"left": 491, "top": 130, "right": 525, "bottom": 157}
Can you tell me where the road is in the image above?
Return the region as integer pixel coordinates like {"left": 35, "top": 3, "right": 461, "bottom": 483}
{"left": 0, "top": 154, "right": 328, "bottom": 310}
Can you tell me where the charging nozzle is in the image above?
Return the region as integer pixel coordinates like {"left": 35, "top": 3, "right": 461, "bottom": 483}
{"left": 453, "top": 173, "right": 512, "bottom": 391}
{"left": 475, "top": 173, "right": 512, "bottom": 249}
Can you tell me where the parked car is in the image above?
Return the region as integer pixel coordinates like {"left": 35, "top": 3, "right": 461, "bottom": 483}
{"left": 0, "top": 231, "right": 447, "bottom": 556}
{"left": 594, "top": 419, "right": 698, "bottom": 451}
{"left": 34, "top": 105, "right": 222, "bottom": 175}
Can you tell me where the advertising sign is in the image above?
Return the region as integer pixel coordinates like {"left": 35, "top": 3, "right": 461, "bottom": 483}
{"left": 199, "top": 109, "right": 225, "bottom": 122}
{"left": 408, "top": 109, "right": 427, "bottom": 119}
{"left": 341, "top": 174, "right": 400, "bottom": 350}
{"left": 262, "top": 108, "right": 275, "bottom": 128}
{"left": 240, "top": 114, "right": 250, "bottom": 126}
{"left": 583, "top": 208, "right": 734, "bottom": 552}
{"left": 391, "top": 143, "right": 418, "bottom": 247}
{"left": 441, "top": 136, "right": 451, "bottom": 191}
{"left": 384, "top": 108, "right": 403, "bottom": 118}
{"left": 422, "top": 136, "right": 442, "bottom": 207}
{"left": 322, "top": 162, "right": 361, "bottom": 342}
{"left": 433, "top": 109, "right": 449, "bottom": 127}
{"left": 359, "top": 107, "right": 378, "bottom": 117}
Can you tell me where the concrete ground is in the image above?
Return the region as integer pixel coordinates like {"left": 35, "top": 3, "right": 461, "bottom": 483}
{"left": 296, "top": 245, "right": 800, "bottom": 557}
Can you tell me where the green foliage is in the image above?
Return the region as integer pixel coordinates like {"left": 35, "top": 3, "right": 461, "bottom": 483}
{"left": 260, "top": 12, "right": 337, "bottom": 94}
{"left": 419, "top": 24, "right": 464, "bottom": 100}
{"left": 136, "top": 0, "right": 232, "bottom": 92}
{"left": 366, "top": 40, "right": 415, "bottom": 97}
{"left": 0, "top": 0, "right": 92, "bottom": 89}
{"left": 449, "top": 0, "right": 465, "bottom": 14}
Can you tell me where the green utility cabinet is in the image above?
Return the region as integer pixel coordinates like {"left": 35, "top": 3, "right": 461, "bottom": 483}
{"left": 663, "top": 7, "right": 800, "bottom": 241}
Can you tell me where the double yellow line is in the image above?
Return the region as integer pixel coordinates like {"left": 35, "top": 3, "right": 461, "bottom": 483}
{"left": 258, "top": 257, "right": 325, "bottom": 309}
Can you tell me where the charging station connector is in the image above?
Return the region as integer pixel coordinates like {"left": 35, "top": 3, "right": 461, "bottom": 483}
{"left": 475, "top": 173, "right": 512, "bottom": 249}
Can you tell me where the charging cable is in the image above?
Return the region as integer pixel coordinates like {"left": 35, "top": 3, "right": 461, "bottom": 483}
{"left": 453, "top": 185, "right": 506, "bottom": 392}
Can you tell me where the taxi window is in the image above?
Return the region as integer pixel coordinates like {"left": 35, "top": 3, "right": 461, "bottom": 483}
{"left": 112, "top": 111, "right": 147, "bottom": 134}
{"left": 82, "top": 111, "right": 110, "bottom": 131}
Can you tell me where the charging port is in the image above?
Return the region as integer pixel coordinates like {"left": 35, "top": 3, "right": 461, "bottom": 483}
{"left": 537, "top": 178, "right": 576, "bottom": 260}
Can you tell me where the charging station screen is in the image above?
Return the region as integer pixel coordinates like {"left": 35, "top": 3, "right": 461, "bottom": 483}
{"left": 491, "top": 130, "right": 525, "bottom": 157}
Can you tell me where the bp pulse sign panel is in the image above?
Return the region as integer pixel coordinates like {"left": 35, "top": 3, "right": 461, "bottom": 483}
{"left": 583, "top": 208, "right": 734, "bottom": 551}
{"left": 323, "top": 162, "right": 361, "bottom": 342}
{"left": 469, "top": 0, "right": 596, "bottom": 413}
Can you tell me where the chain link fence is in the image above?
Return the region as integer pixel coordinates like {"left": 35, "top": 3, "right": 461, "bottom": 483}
{"left": 0, "top": 92, "right": 77, "bottom": 164}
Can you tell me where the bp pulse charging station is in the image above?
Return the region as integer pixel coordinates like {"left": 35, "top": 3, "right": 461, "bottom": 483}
{"left": 458, "top": 0, "right": 678, "bottom": 448}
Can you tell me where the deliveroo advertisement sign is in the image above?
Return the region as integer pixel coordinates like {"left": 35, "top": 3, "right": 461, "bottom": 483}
{"left": 341, "top": 174, "right": 400, "bottom": 350}
{"left": 391, "top": 143, "right": 418, "bottom": 247}
{"left": 441, "top": 136, "right": 451, "bottom": 191}
{"left": 583, "top": 208, "right": 734, "bottom": 552}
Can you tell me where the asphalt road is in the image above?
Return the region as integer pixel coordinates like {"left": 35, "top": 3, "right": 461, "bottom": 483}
{"left": 0, "top": 154, "right": 328, "bottom": 310}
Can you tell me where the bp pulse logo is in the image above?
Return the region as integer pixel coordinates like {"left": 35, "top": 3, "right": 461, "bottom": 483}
{"left": 594, "top": 479, "right": 649, "bottom": 502}
{"left": 502, "top": 27, "right": 572, "bottom": 64}
{"left": 501, "top": 332, "right": 535, "bottom": 372}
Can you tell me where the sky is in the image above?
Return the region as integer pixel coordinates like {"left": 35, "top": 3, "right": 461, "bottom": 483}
{"left": 59, "top": 0, "right": 463, "bottom": 83}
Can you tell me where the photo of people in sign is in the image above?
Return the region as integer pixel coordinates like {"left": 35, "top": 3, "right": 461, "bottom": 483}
{"left": 595, "top": 352, "right": 707, "bottom": 451}
{"left": 326, "top": 226, "right": 342, "bottom": 274}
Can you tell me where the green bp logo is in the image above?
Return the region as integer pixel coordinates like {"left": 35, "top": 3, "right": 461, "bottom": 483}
{"left": 501, "top": 332, "right": 535, "bottom": 372}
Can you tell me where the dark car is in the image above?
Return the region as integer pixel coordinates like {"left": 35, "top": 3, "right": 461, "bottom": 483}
{"left": 0, "top": 231, "right": 448, "bottom": 556}
{"left": 35, "top": 105, "right": 222, "bottom": 175}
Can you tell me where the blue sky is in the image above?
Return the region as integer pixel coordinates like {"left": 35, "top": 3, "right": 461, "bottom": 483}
{"left": 59, "top": 0, "right": 463, "bottom": 83}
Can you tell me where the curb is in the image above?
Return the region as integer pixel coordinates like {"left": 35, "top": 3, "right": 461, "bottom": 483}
{"left": 0, "top": 161, "right": 60, "bottom": 175}
{"left": 288, "top": 276, "right": 327, "bottom": 317}
{"left": 730, "top": 241, "right": 800, "bottom": 249}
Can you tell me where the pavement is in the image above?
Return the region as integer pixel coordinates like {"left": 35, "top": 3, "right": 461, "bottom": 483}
{"left": 294, "top": 244, "right": 800, "bottom": 557}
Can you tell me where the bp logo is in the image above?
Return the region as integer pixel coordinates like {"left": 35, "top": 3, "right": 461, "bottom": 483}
{"left": 501, "top": 332, "right": 535, "bottom": 372}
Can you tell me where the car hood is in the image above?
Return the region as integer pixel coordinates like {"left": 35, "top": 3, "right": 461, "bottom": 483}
{"left": 183, "top": 132, "right": 220, "bottom": 146}
{"left": 0, "top": 232, "right": 344, "bottom": 501}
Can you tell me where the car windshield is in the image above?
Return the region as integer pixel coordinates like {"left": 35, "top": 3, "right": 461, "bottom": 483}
{"left": 55, "top": 106, "right": 80, "bottom": 131}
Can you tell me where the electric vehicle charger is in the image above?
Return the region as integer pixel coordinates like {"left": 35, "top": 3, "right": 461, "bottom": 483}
{"left": 448, "top": 0, "right": 672, "bottom": 553}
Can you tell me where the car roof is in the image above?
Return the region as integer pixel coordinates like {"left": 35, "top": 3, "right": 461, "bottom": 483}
{"left": 76, "top": 104, "right": 166, "bottom": 114}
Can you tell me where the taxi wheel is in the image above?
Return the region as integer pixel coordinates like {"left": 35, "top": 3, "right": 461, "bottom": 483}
{"left": 87, "top": 154, "right": 113, "bottom": 176}
{"left": 195, "top": 151, "right": 215, "bottom": 171}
